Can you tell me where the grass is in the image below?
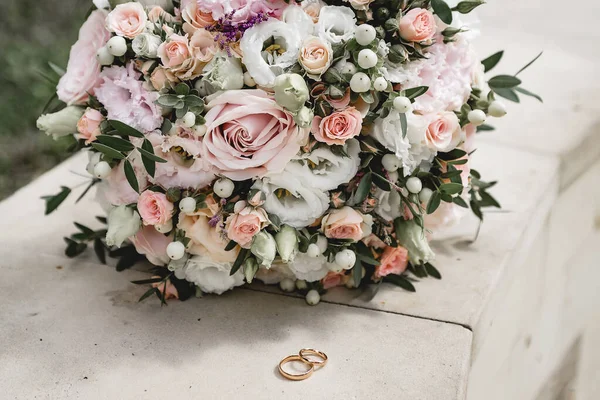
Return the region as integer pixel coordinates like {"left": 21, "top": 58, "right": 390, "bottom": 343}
{"left": 0, "top": 0, "right": 89, "bottom": 200}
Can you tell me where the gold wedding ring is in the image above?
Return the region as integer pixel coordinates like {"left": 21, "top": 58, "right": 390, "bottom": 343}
{"left": 299, "top": 348, "right": 328, "bottom": 368}
{"left": 278, "top": 355, "right": 314, "bottom": 381}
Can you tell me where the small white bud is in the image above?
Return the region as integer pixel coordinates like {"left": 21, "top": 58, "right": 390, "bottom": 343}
{"left": 279, "top": 278, "right": 296, "bottom": 293}
{"left": 339, "top": 62, "right": 357, "bottom": 75}
{"left": 179, "top": 197, "right": 197, "bottom": 214}
{"left": 306, "top": 243, "right": 321, "bottom": 258}
{"left": 106, "top": 36, "right": 127, "bottom": 57}
{"left": 388, "top": 170, "right": 399, "bottom": 183}
{"left": 96, "top": 46, "right": 114, "bottom": 66}
{"left": 316, "top": 235, "right": 328, "bottom": 254}
{"left": 468, "top": 109, "right": 486, "bottom": 126}
{"left": 393, "top": 96, "right": 412, "bottom": 113}
{"left": 373, "top": 77, "right": 388, "bottom": 91}
{"left": 305, "top": 289, "right": 320, "bottom": 306}
{"left": 213, "top": 178, "right": 235, "bottom": 198}
{"left": 296, "top": 280, "right": 308, "bottom": 290}
{"left": 349, "top": 72, "right": 371, "bottom": 93}
{"left": 355, "top": 24, "right": 377, "bottom": 46}
{"left": 488, "top": 101, "right": 507, "bottom": 118}
{"left": 382, "top": 154, "right": 400, "bottom": 172}
{"left": 181, "top": 112, "right": 196, "bottom": 128}
{"left": 166, "top": 241, "right": 186, "bottom": 260}
{"left": 243, "top": 71, "right": 256, "bottom": 87}
{"left": 155, "top": 220, "right": 173, "bottom": 233}
{"left": 335, "top": 249, "right": 356, "bottom": 270}
{"left": 93, "top": 161, "right": 111, "bottom": 179}
{"left": 406, "top": 177, "right": 423, "bottom": 194}
{"left": 357, "top": 49, "right": 378, "bottom": 69}
{"left": 419, "top": 187, "right": 433, "bottom": 203}
{"left": 193, "top": 124, "right": 207, "bottom": 137}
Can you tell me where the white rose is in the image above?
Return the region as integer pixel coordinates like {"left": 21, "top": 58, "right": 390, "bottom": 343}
{"left": 105, "top": 205, "right": 141, "bottom": 248}
{"left": 240, "top": 19, "right": 304, "bottom": 87}
{"left": 202, "top": 52, "right": 244, "bottom": 92}
{"left": 287, "top": 138, "right": 360, "bottom": 191}
{"left": 315, "top": 6, "right": 356, "bottom": 44}
{"left": 374, "top": 188, "right": 403, "bottom": 222}
{"left": 287, "top": 253, "right": 331, "bottom": 282}
{"left": 176, "top": 255, "right": 244, "bottom": 295}
{"left": 252, "top": 169, "right": 330, "bottom": 229}
{"left": 299, "top": 36, "right": 332, "bottom": 80}
{"left": 36, "top": 106, "right": 84, "bottom": 139}
{"left": 371, "top": 111, "right": 435, "bottom": 176}
{"left": 132, "top": 33, "right": 162, "bottom": 58}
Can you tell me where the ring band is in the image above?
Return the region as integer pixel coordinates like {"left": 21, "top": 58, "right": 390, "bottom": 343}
{"left": 299, "top": 348, "right": 328, "bottom": 367}
{"left": 278, "top": 355, "right": 314, "bottom": 381}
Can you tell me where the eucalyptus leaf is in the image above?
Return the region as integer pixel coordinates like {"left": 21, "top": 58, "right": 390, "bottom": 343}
{"left": 96, "top": 135, "right": 135, "bottom": 152}
{"left": 355, "top": 172, "right": 372, "bottom": 203}
{"left": 108, "top": 120, "right": 144, "bottom": 138}
{"left": 481, "top": 50, "right": 503, "bottom": 73}
{"left": 91, "top": 143, "right": 126, "bottom": 160}
{"left": 404, "top": 86, "right": 428, "bottom": 99}
{"left": 141, "top": 139, "right": 157, "bottom": 177}
{"left": 488, "top": 75, "right": 522, "bottom": 89}
{"left": 123, "top": 160, "right": 139, "bottom": 193}
{"left": 384, "top": 274, "right": 416, "bottom": 292}
{"left": 42, "top": 186, "right": 71, "bottom": 215}
{"left": 426, "top": 191, "right": 441, "bottom": 214}
{"left": 431, "top": 0, "right": 452, "bottom": 24}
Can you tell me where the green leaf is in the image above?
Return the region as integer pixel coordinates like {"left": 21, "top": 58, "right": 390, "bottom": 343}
{"left": 453, "top": 196, "right": 469, "bottom": 208}
{"left": 440, "top": 182, "right": 464, "bottom": 195}
{"left": 94, "top": 239, "right": 106, "bottom": 264}
{"left": 42, "top": 186, "right": 71, "bottom": 215}
{"left": 399, "top": 112, "right": 408, "bottom": 138}
{"left": 488, "top": 75, "right": 522, "bottom": 90}
{"left": 424, "top": 263, "right": 442, "bottom": 279}
{"left": 76, "top": 179, "right": 99, "bottom": 203}
{"left": 175, "top": 83, "right": 190, "bottom": 95}
{"left": 431, "top": 0, "right": 453, "bottom": 24}
{"left": 91, "top": 143, "right": 126, "bottom": 160}
{"left": 141, "top": 139, "right": 156, "bottom": 177}
{"left": 426, "top": 191, "right": 441, "bottom": 214}
{"left": 224, "top": 240, "right": 238, "bottom": 251}
{"left": 138, "top": 287, "right": 160, "bottom": 303}
{"left": 481, "top": 50, "right": 503, "bottom": 73}
{"left": 477, "top": 124, "right": 495, "bottom": 132}
{"left": 494, "top": 88, "right": 520, "bottom": 103}
{"left": 74, "top": 222, "right": 95, "bottom": 236}
{"left": 404, "top": 86, "right": 429, "bottom": 99}
{"left": 515, "top": 51, "right": 543, "bottom": 76}
{"left": 64, "top": 238, "right": 87, "bottom": 258}
{"left": 437, "top": 148, "right": 467, "bottom": 161}
{"left": 108, "top": 120, "right": 144, "bottom": 138}
{"left": 360, "top": 91, "right": 375, "bottom": 104}
{"left": 384, "top": 274, "right": 416, "bottom": 292}
{"left": 354, "top": 172, "right": 372, "bottom": 203}
{"left": 123, "top": 160, "right": 139, "bottom": 193}
{"left": 479, "top": 190, "right": 501, "bottom": 208}
{"left": 230, "top": 248, "right": 249, "bottom": 276}
{"left": 515, "top": 87, "right": 543, "bottom": 103}
{"left": 352, "top": 259, "right": 363, "bottom": 287}
{"left": 131, "top": 277, "right": 164, "bottom": 285}
{"left": 453, "top": 1, "right": 484, "bottom": 14}
{"left": 96, "top": 135, "right": 135, "bottom": 152}
{"left": 157, "top": 94, "right": 181, "bottom": 107}
{"left": 137, "top": 146, "right": 167, "bottom": 163}
{"left": 372, "top": 173, "right": 391, "bottom": 191}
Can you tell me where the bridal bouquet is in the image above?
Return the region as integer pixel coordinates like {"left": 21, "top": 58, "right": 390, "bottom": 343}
{"left": 37, "top": 0, "right": 540, "bottom": 305}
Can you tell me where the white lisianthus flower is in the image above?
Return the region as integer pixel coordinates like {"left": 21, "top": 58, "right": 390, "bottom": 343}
{"left": 132, "top": 33, "right": 162, "bottom": 58}
{"left": 283, "top": 5, "right": 315, "bottom": 39}
{"left": 250, "top": 231, "right": 277, "bottom": 268}
{"left": 275, "top": 224, "right": 299, "bottom": 263}
{"left": 371, "top": 111, "right": 435, "bottom": 176}
{"left": 374, "top": 188, "right": 403, "bottom": 222}
{"left": 36, "top": 106, "right": 84, "bottom": 139}
{"left": 395, "top": 219, "right": 436, "bottom": 265}
{"left": 315, "top": 6, "right": 356, "bottom": 44}
{"left": 202, "top": 52, "right": 244, "bottom": 92}
{"left": 176, "top": 255, "right": 244, "bottom": 295}
{"left": 287, "top": 253, "right": 331, "bottom": 282}
{"left": 240, "top": 19, "right": 304, "bottom": 87}
{"left": 105, "top": 205, "right": 141, "bottom": 248}
{"left": 252, "top": 169, "right": 330, "bottom": 229}
{"left": 287, "top": 139, "right": 360, "bottom": 191}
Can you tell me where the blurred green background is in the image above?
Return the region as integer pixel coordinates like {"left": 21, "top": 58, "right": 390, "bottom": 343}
{"left": 0, "top": 0, "right": 88, "bottom": 200}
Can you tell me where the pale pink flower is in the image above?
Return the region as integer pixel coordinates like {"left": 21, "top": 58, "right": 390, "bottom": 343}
{"left": 321, "top": 206, "right": 372, "bottom": 242}
{"left": 326, "top": 87, "right": 351, "bottom": 110}
{"left": 76, "top": 108, "right": 103, "bottom": 144}
{"left": 178, "top": 212, "right": 239, "bottom": 263}
{"left": 201, "top": 89, "right": 308, "bottom": 180}
{"left": 57, "top": 10, "right": 110, "bottom": 105}
{"left": 311, "top": 107, "right": 362, "bottom": 145}
{"left": 322, "top": 271, "right": 348, "bottom": 289}
{"left": 373, "top": 246, "right": 409, "bottom": 279}
{"left": 399, "top": 8, "right": 436, "bottom": 43}
{"left": 157, "top": 32, "right": 212, "bottom": 81}
{"left": 148, "top": 6, "right": 176, "bottom": 23}
{"left": 95, "top": 63, "right": 163, "bottom": 133}
{"left": 101, "top": 159, "right": 149, "bottom": 206}
{"left": 225, "top": 201, "right": 270, "bottom": 248}
{"left": 425, "top": 111, "right": 462, "bottom": 152}
{"left": 106, "top": 2, "right": 148, "bottom": 38}
{"left": 137, "top": 190, "right": 174, "bottom": 226}
{"left": 130, "top": 226, "right": 172, "bottom": 266}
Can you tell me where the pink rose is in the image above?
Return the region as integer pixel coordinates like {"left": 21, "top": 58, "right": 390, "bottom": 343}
{"left": 322, "top": 271, "right": 348, "bottom": 290}
{"left": 178, "top": 212, "right": 239, "bottom": 263}
{"left": 106, "top": 2, "right": 148, "bottom": 39}
{"left": 425, "top": 111, "right": 462, "bottom": 152}
{"left": 137, "top": 190, "right": 174, "bottom": 226}
{"left": 399, "top": 8, "right": 436, "bottom": 43}
{"left": 100, "top": 160, "right": 149, "bottom": 206}
{"left": 311, "top": 107, "right": 362, "bottom": 145}
{"left": 149, "top": 66, "right": 171, "bottom": 91}
{"left": 374, "top": 246, "right": 409, "bottom": 279}
{"left": 187, "top": 0, "right": 288, "bottom": 24}
{"left": 76, "top": 108, "right": 103, "bottom": 144}
{"left": 95, "top": 63, "right": 163, "bottom": 133}
{"left": 181, "top": 1, "right": 215, "bottom": 33}
{"left": 225, "top": 201, "right": 269, "bottom": 248}
{"left": 327, "top": 88, "right": 351, "bottom": 110}
{"left": 56, "top": 10, "right": 110, "bottom": 105}
{"left": 157, "top": 33, "right": 208, "bottom": 81}
{"left": 202, "top": 89, "right": 308, "bottom": 180}
{"left": 321, "top": 206, "right": 372, "bottom": 242}
{"left": 462, "top": 123, "right": 476, "bottom": 154}
{"left": 151, "top": 276, "right": 179, "bottom": 300}
{"left": 130, "top": 226, "right": 171, "bottom": 266}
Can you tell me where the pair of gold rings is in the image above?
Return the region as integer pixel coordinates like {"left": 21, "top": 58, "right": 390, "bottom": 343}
{"left": 278, "top": 348, "right": 328, "bottom": 381}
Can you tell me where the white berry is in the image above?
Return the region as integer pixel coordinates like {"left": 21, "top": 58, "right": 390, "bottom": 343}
{"left": 388, "top": 170, "right": 399, "bottom": 183}
{"left": 339, "top": 62, "right": 357, "bottom": 75}
{"left": 488, "top": 101, "right": 507, "bottom": 118}
{"left": 155, "top": 220, "right": 173, "bottom": 233}
{"left": 179, "top": 197, "right": 197, "bottom": 214}
{"left": 468, "top": 109, "right": 486, "bottom": 126}
{"left": 296, "top": 280, "right": 308, "bottom": 290}
{"left": 305, "top": 289, "right": 320, "bottom": 306}
{"left": 419, "top": 187, "right": 433, "bottom": 203}
{"left": 335, "top": 249, "right": 356, "bottom": 270}
{"left": 93, "top": 161, "right": 111, "bottom": 179}
{"left": 393, "top": 96, "right": 412, "bottom": 113}
{"left": 279, "top": 278, "right": 296, "bottom": 292}
{"left": 349, "top": 72, "right": 371, "bottom": 93}
{"left": 243, "top": 71, "right": 256, "bottom": 87}
{"left": 181, "top": 112, "right": 196, "bottom": 128}
{"left": 373, "top": 77, "right": 388, "bottom": 92}
{"left": 96, "top": 46, "right": 114, "bottom": 66}
{"left": 166, "top": 241, "right": 185, "bottom": 260}
{"left": 316, "top": 235, "right": 328, "bottom": 254}
{"left": 382, "top": 153, "right": 400, "bottom": 172}
{"left": 213, "top": 178, "right": 235, "bottom": 198}
{"left": 355, "top": 24, "right": 377, "bottom": 46}
{"left": 306, "top": 243, "right": 321, "bottom": 258}
{"left": 406, "top": 177, "right": 422, "bottom": 194}
{"left": 106, "top": 36, "right": 127, "bottom": 57}
{"left": 193, "top": 124, "right": 207, "bottom": 137}
{"left": 357, "top": 49, "right": 378, "bottom": 69}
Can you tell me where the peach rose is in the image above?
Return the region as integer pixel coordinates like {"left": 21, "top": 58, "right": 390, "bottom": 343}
{"left": 374, "top": 245, "right": 409, "bottom": 279}
{"left": 226, "top": 201, "right": 270, "bottom": 248}
{"left": 189, "top": 28, "right": 217, "bottom": 65}
{"left": 322, "top": 271, "right": 348, "bottom": 289}
{"left": 57, "top": 10, "right": 110, "bottom": 105}
{"left": 152, "top": 276, "right": 179, "bottom": 300}
{"left": 311, "top": 107, "right": 362, "bottom": 145}
{"left": 130, "top": 226, "right": 171, "bottom": 266}
{"left": 148, "top": 6, "right": 175, "bottom": 23}
{"left": 299, "top": 36, "right": 332, "bottom": 79}
{"left": 181, "top": 1, "right": 215, "bottom": 33}
{"left": 178, "top": 211, "right": 239, "bottom": 263}
{"left": 106, "top": 2, "right": 148, "bottom": 39}
{"left": 425, "top": 111, "right": 462, "bottom": 152}
{"left": 327, "top": 87, "right": 351, "bottom": 110}
{"left": 321, "top": 206, "right": 372, "bottom": 242}
{"left": 301, "top": 0, "right": 323, "bottom": 23}
{"left": 362, "top": 233, "right": 386, "bottom": 250}
{"left": 157, "top": 33, "right": 210, "bottom": 81}
{"left": 76, "top": 108, "right": 103, "bottom": 144}
{"left": 137, "top": 190, "right": 174, "bottom": 226}
{"left": 347, "top": 0, "right": 373, "bottom": 11}
{"left": 149, "top": 66, "right": 171, "bottom": 90}
{"left": 399, "top": 8, "right": 436, "bottom": 43}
